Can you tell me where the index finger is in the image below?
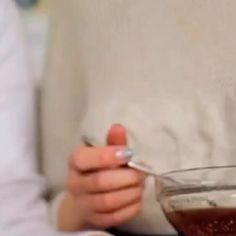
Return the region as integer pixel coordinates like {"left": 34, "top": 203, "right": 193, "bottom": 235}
{"left": 71, "top": 146, "right": 133, "bottom": 172}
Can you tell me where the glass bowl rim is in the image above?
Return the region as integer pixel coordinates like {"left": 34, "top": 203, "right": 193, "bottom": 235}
{"left": 161, "top": 164, "right": 236, "bottom": 177}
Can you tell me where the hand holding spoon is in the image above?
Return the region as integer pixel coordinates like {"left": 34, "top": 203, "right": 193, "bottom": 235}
{"left": 82, "top": 135, "right": 179, "bottom": 184}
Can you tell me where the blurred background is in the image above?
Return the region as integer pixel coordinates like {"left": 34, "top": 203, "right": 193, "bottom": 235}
{"left": 15, "top": 0, "right": 53, "bottom": 83}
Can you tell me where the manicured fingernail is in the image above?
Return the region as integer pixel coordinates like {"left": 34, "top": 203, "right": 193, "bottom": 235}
{"left": 115, "top": 148, "right": 134, "bottom": 160}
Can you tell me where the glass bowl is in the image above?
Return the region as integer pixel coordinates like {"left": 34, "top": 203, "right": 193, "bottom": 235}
{"left": 156, "top": 165, "right": 236, "bottom": 236}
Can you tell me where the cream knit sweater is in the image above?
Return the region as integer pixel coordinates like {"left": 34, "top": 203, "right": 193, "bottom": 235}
{"left": 41, "top": 0, "right": 236, "bottom": 234}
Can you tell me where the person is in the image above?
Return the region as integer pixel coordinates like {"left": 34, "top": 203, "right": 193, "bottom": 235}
{"left": 0, "top": 1, "right": 110, "bottom": 236}
{"left": 41, "top": 0, "right": 236, "bottom": 235}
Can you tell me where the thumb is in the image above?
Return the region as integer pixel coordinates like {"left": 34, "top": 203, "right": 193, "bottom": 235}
{"left": 106, "top": 124, "right": 128, "bottom": 146}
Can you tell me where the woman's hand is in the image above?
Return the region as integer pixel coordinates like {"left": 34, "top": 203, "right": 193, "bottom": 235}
{"left": 59, "top": 124, "right": 145, "bottom": 231}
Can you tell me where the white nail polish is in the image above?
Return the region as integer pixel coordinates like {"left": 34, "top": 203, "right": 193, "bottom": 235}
{"left": 115, "top": 148, "right": 134, "bottom": 160}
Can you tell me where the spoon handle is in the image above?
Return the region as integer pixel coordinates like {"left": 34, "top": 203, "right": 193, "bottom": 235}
{"left": 127, "top": 161, "right": 157, "bottom": 177}
{"left": 81, "top": 135, "right": 158, "bottom": 176}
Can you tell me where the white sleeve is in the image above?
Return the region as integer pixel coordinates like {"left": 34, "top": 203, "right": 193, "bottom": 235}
{"left": 0, "top": 1, "right": 111, "bottom": 236}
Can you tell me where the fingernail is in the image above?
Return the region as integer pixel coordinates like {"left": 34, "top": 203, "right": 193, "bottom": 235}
{"left": 115, "top": 148, "right": 134, "bottom": 160}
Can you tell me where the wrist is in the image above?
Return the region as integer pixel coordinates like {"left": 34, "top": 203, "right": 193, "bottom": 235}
{"left": 54, "top": 191, "right": 87, "bottom": 231}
